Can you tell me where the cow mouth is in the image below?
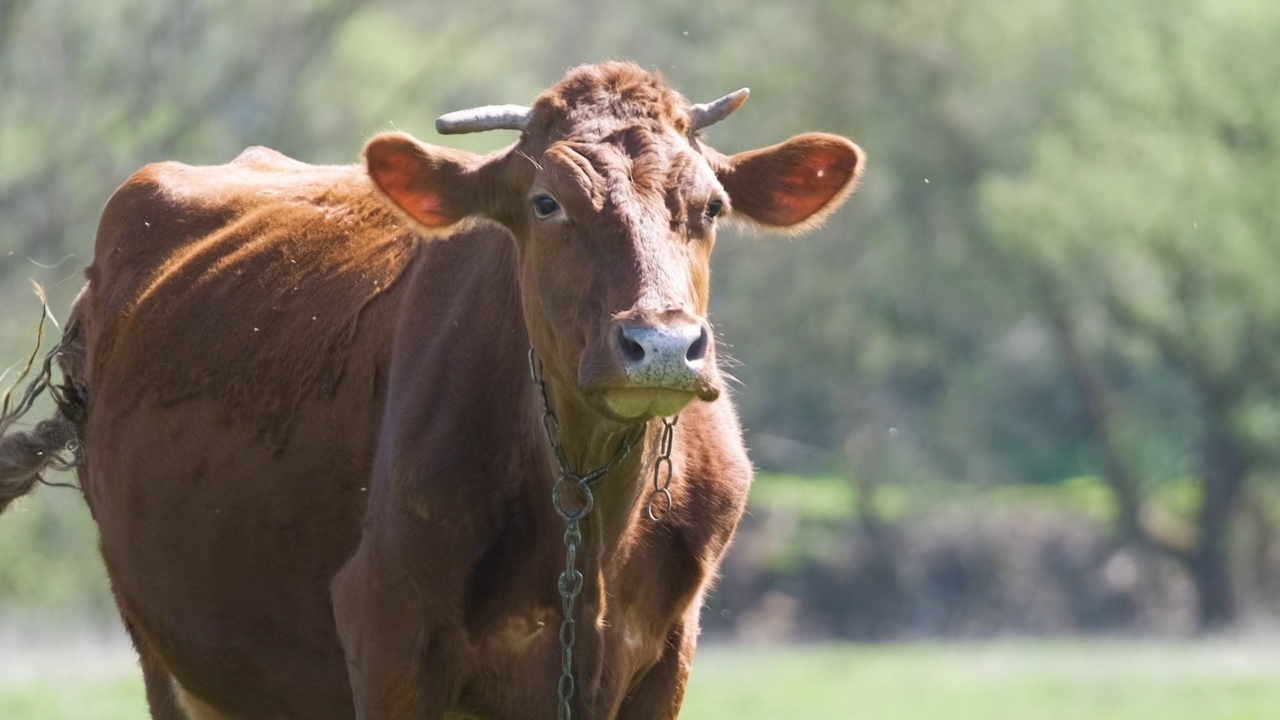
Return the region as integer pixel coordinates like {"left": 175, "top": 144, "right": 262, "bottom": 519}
{"left": 593, "top": 380, "right": 720, "bottom": 421}
{"left": 602, "top": 388, "right": 697, "bottom": 420}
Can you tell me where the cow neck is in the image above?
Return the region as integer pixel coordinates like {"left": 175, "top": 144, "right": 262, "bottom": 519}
{"left": 529, "top": 349, "right": 669, "bottom": 720}
{"left": 528, "top": 349, "right": 652, "bottom": 536}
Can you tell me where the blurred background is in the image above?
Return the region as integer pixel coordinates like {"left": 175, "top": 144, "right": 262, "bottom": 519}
{"left": 2, "top": 0, "right": 1279, "bottom": 717}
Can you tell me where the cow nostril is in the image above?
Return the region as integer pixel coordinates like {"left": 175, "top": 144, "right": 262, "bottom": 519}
{"left": 616, "top": 326, "right": 646, "bottom": 364}
{"left": 686, "top": 326, "right": 709, "bottom": 363}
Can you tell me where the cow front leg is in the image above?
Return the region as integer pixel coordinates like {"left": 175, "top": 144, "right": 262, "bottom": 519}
{"left": 615, "top": 617, "right": 698, "bottom": 720}
{"left": 332, "top": 547, "right": 449, "bottom": 720}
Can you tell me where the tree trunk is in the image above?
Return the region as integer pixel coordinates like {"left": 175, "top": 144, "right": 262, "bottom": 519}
{"left": 842, "top": 424, "right": 904, "bottom": 640}
{"left": 1241, "top": 490, "right": 1278, "bottom": 607}
{"left": 1036, "top": 273, "right": 1255, "bottom": 631}
{"left": 1188, "top": 429, "right": 1249, "bottom": 631}
{"left": 1039, "top": 285, "right": 1147, "bottom": 545}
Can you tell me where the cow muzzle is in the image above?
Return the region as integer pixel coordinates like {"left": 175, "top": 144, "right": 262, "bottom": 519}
{"left": 582, "top": 311, "right": 721, "bottom": 420}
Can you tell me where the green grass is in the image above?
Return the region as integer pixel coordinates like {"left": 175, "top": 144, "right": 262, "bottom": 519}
{"left": 3, "top": 641, "right": 1279, "bottom": 719}
{"left": 0, "top": 675, "right": 145, "bottom": 720}
{"left": 685, "top": 641, "right": 1280, "bottom": 719}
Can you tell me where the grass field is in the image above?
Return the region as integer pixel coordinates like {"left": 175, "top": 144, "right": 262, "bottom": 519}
{"left": 2, "top": 640, "right": 1278, "bottom": 719}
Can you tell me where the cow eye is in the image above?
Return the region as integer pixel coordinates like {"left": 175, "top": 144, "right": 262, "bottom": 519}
{"left": 706, "top": 199, "right": 725, "bottom": 219}
{"left": 532, "top": 195, "right": 561, "bottom": 219}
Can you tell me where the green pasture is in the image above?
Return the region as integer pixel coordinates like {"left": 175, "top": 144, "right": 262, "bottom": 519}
{"left": 685, "top": 641, "right": 1280, "bottom": 719}
{"left": 3, "top": 641, "right": 1278, "bottom": 719}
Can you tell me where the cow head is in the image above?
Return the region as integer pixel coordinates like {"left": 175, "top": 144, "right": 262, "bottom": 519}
{"left": 365, "top": 63, "right": 862, "bottom": 424}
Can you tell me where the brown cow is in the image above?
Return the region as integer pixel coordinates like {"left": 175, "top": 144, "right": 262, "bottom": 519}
{"left": 3, "top": 150, "right": 418, "bottom": 720}
{"left": 333, "top": 61, "right": 864, "bottom": 720}
{"left": 0, "top": 62, "right": 861, "bottom": 719}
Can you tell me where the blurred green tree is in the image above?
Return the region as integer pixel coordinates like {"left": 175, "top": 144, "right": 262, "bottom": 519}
{"left": 984, "top": 0, "right": 1280, "bottom": 629}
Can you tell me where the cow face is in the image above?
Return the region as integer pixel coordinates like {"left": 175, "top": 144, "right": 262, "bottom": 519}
{"left": 365, "top": 63, "right": 863, "bottom": 423}
{"left": 509, "top": 128, "right": 725, "bottom": 422}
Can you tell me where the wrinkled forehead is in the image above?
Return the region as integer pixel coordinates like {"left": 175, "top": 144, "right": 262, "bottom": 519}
{"left": 535, "top": 127, "right": 721, "bottom": 209}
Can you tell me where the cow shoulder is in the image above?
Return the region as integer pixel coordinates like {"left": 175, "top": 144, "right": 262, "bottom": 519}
{"left": 85, "top": 152, "right": 420, "bottom": 444}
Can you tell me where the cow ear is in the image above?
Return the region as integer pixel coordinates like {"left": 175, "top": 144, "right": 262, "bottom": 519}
{"left": 364, "top": 132, "right": 486, "bottom": 230}
{"left": 715, "top": 133, "right": 864, "bottom": 232}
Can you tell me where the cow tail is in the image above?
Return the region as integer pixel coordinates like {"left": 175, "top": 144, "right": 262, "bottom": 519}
{"left": 0, "top": 291, "right": 88, "bottom": 515}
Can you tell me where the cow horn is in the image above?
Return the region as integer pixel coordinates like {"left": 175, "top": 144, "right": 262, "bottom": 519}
{"left": 690, "top": 88, "right": 750, "bottom": 131}
{"left": 435, "top": 105, "right": 532, "bottom": 135}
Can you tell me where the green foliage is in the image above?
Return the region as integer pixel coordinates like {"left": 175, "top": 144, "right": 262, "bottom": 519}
{"left": 749, "top": 475, "right": 857, "bottom": 522}
{"left": 983, "top": 0, "right": 1280, "bottom": 398}
{"left": 0, "top": 485, "right": 117, "bottom": 625}
{"left": 750, "top": 472, "right": 1187, "bottom": 527}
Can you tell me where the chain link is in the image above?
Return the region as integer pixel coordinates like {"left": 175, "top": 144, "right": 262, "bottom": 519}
{"left": 531, "top": 349, "right": 672, "bottom": 720}
{"left": 556, "top": 519, "right": 582, "bottom": 719}
{"left": 646, "top": 416, "right": 678, "bottom": 521}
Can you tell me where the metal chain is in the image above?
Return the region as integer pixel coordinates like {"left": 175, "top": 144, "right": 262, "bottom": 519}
{"left": 529, "top": 349, "right": 655, "bottom": 720}
{"left": 556, "top": 517, "right": 583, "bottom": 720}
{"left": 646, "top": 416, "right": 678, "bottom": 521}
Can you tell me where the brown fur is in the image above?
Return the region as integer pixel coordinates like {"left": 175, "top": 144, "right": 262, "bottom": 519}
{"left": 0, "top": 62, "right": 862, "bottom": 719}
{"left": 527, "top": 64, "right": 693, "bottom": 140}
{"left": 65, "top": 148, "right": 416, "bottom": 719}
{"left": 85, "top": 150, "right": 417, "bottom": 447}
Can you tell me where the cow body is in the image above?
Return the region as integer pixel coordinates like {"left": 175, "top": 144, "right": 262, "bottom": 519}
{"left": 1, "top": 62, "right": 862, "bottom": 719}
{"left": 72, "top": 150, "right": 416, "bottom": 719}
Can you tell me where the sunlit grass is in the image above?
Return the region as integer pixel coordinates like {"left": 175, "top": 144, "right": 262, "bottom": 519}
{"left": 4, "top": 641, "right": 1279, "bottom": 719}
{"left": 748, "top": 472, "right": 1204, "bottom": 528}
